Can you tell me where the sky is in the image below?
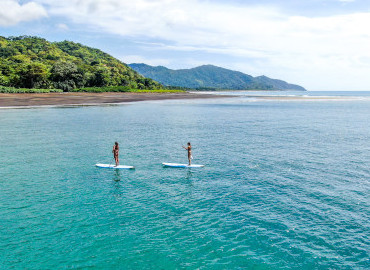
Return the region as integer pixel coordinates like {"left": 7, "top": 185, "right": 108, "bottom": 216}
{"left": 1, "top": 0, "right": 370, "bottom": 91}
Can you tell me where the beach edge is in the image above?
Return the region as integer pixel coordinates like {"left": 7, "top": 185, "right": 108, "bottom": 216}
{"left": 0, "top": 92, "right": 231, "bottom": 108}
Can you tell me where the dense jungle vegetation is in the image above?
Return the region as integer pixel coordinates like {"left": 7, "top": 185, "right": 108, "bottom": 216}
{"left": 0, "top": 36, "right": 162, "bottom": 92}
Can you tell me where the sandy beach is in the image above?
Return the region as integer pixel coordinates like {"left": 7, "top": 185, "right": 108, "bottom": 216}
{"left": 0, "top": 92, "right": 225, "bottom": 108}
{"left": 1, "top": 92, "right": 365, "bottom": 108}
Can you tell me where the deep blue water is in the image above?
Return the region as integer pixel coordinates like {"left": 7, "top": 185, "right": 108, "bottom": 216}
{"left": 0, "top": 92, "right": 369, "bottom": 269}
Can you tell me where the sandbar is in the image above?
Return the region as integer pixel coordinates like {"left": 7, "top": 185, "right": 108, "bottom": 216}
{"left": 0, "top": 92, "right": 227, "bottom": 108}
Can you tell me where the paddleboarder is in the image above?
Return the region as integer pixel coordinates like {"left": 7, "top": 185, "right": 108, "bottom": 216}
{"left": 112, "top": 142, "right": 119, "bottom": 166}
{"left": 182, "top": 142, "right": 192, "bottom": 165}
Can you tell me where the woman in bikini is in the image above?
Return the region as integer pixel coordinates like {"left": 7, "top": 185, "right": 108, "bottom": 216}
{"left": 112, "top": 142, "right": 119, "bottom": 166}
{"left": 182, "top": 142, "right": 192, "bottom": 165}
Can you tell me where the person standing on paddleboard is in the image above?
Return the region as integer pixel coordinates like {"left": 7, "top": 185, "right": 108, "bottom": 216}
{"left": 182, "top": 142, "right": 192, "bottom": 165}
{"left": 112, "top": 142, "right": 119, "bottom": 166}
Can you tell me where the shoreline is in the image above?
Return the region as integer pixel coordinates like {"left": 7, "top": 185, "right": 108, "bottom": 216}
{"left": 1, "top": 92, "right": 367, "bottom": 109}
{"left": 0, "top": 92, "right": 229, "bottom": 108}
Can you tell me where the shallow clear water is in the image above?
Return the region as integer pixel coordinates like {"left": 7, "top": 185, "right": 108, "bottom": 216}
{"left": 198, "top": 90, "right": 370, "bottom": 98}
{"left": 0, "top": 92, "right": 369, "bottom": 269}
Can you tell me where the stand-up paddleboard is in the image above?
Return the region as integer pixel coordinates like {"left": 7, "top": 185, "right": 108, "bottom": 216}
{"left": 162, "top": 162, "right": 204, "bottom": 168}
{"left": 95, "top": 163, "right": 135, "bottom": 169}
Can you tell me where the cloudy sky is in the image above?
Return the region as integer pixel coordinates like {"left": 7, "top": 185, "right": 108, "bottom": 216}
{"left": 1, "top": 0, "right": 370, "bottom": 90}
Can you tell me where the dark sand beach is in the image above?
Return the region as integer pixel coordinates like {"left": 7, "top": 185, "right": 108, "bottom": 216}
{"left": 1, "top": 92, "right": 361, "bottom": 108}
{"left": 0, "top": 92, "right": 226, "bottom": 108}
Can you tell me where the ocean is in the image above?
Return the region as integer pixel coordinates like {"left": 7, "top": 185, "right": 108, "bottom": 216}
{"left": 0, "top": 91, "right": 369, "bottom": 269}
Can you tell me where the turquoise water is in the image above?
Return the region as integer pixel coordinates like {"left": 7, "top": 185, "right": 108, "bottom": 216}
{"left": 0, "top": 92, "right": 369, "bottom": 269}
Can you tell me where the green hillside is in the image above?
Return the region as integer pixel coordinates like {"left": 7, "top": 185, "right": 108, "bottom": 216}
{"left": 129, "top": 64, "right": 306, "bottom": 91}
{"left": 0, "top": 36, "right": 162, "bottom": 91}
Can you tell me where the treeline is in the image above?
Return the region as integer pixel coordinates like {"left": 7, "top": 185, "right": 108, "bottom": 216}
{"left": 0, "top": 36, "right": 162, "bottom": 91}
{"left": 0, "top": 85, "right": 184, "bottom": 94}
{"left": 164, "top": 85, "right": 219, "bottom": 91}
{"left": 0, "top": 85, "right": 62, "bottom": 93}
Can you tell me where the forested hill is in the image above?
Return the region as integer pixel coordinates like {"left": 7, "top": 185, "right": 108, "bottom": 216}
{"left": 0, "top": 36, "right": 161, "bottom": 91}
{"left": 129, "top": 64, "right": 306, "bottom": 91}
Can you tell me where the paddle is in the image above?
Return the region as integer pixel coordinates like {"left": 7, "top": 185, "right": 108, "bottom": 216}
{"left": 109, "top": 157, "right": 115, "bottom": 167}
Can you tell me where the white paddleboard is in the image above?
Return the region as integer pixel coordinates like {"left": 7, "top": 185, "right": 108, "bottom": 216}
{"left": 95, "top": 163, "right": 135, "bottom": 169}
{"left": 162, "top": 162, "right": 204, "bottom": 168}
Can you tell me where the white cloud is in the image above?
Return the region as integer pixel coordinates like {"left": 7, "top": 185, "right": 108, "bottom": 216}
{"left": 0, "top": 0, "right": 47, "bottom": 26}
{"left": 56, "top": 23, "right": 69, "bottom": 31}
{"left": 29, "top": 0, "right": 370, "bottom": 89}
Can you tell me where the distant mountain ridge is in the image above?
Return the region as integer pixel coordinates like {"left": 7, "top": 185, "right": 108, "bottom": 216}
{"left": 129, "top": 64, "right": 306, "bottom": 91}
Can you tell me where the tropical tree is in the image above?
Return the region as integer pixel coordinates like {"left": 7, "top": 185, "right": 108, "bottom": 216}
{"left": 50, "top": 61, "right": 84, "bottom": 91}
{"left": 15, "top": 62, "right": 49, "bottom": 88}
{"left": 89, "top": 67, "right": 110, "bottom": 87}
